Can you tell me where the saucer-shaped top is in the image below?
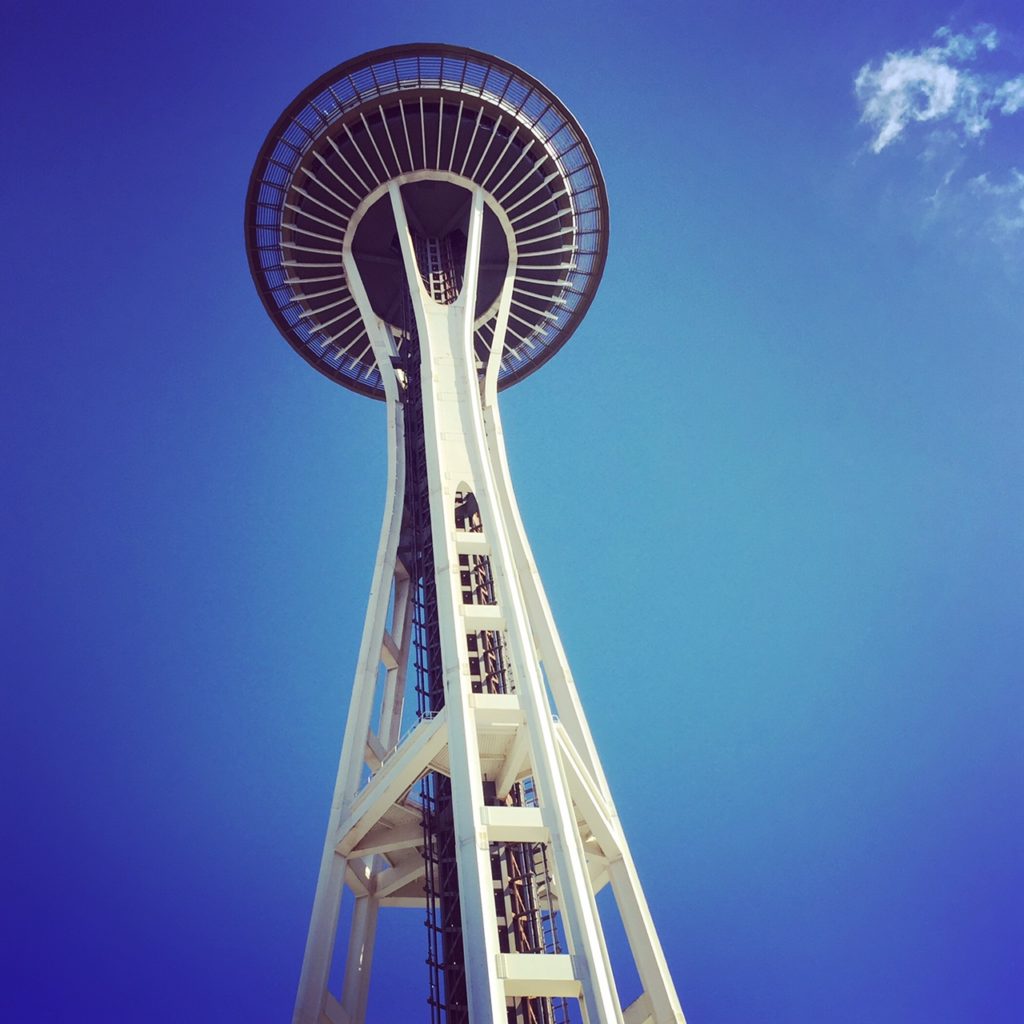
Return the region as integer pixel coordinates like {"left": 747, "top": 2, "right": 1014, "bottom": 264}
{"left": 245, "top": 43, "right": 609, "bottom": 398}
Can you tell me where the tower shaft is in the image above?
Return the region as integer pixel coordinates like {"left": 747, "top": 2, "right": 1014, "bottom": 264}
{"left": 292, "top": 183, "right": 685, "bottom": 1024}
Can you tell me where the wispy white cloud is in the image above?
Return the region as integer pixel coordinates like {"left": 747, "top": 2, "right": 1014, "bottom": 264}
{"left": 995, "top": 76, "right": 1024, "bottom": 115}
{"left": 854, "top": 24, "right": 1017, "bottom": 152}
{"left": 854, "top": 23, "right": 1024, "bottom": 258}
{"left": 933, "top": 24, "right": 997, "bottom": 61}
{"left": 968, "top": 169, "right": 1024, "bottom": 238}
{"left": 969, "top": 169, "right": 1024, "bottom": 198}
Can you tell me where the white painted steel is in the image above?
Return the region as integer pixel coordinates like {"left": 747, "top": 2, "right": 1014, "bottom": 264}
{"left": 496, "top": 954, "right": 582, "bottom": 999}
{"left": 339, "top": 895, "right": 378, "bottom": 1023}
{"left": 390, "top": 181, "right": 511, "bottom": 1023}
{"left": 292, "top": 346, "right": 404, "bottom": 1024}
{"left": 292, "top": 174, "right": 685, "bottom": 1023}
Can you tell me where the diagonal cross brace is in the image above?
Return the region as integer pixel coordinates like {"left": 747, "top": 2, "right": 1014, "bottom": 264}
{"left": 334, "top": 709, "right": 448, "bottom": 856}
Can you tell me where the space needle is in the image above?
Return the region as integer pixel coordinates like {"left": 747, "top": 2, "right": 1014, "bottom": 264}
{"left": 245, "top": 43, "right": 686, "bottom": 1024}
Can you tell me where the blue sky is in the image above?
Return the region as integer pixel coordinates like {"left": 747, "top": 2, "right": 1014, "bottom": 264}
{"left": 4, "top": 2, "right": 1022, "bottom": 1022}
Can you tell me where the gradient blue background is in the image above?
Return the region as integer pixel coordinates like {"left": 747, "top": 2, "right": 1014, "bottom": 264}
{"left": 4, "top": 2, "right": 1022, "bottom": 1021}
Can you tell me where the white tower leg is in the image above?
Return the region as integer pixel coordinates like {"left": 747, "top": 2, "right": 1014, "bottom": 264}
{"left": 483, "top": 397, "right": 687, "bottom": 1024}
{"left": 339, "top": 895, "right": 379, "bottom": 1022}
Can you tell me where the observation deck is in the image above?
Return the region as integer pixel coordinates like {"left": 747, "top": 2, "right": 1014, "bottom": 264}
{"left": 245, "top": 43, "right": 609, "bottom": 398}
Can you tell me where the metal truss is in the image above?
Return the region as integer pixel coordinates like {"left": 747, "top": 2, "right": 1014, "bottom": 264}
{"left": 289, "top": 180, "right": 686, "bottom": 1024}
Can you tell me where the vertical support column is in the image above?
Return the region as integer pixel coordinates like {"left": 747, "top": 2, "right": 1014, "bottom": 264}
{"left": 481, "top": 315, "right": 686, "bottom": 1024}
{"left": 480, "top": 396, "right": 611, "bottom": 803}
{"left": 607, "top": 856, "right": 686, "bottom": 1024}
{"left": 463, "top": 410, "right": 623, "bottom": 1024}
{"left": 390, "top": 181, "right": 509, "bottom": 1023}
{"left": 293, "top": 248, "right": 407, "bottom": 1024}
{"left": 376, "top": 561, "right": 414, "bottom": 753}
{"left": 339, "top": 895, "right": 380, "bottom": 1023}
{"left": 401, "top": 185, "right": 623, "bottom": 1024}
